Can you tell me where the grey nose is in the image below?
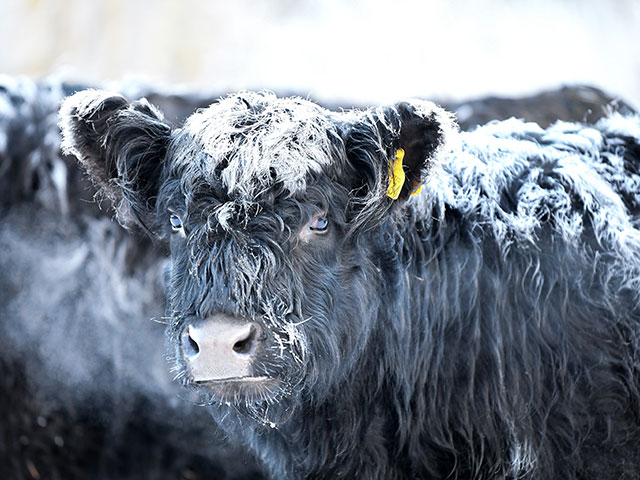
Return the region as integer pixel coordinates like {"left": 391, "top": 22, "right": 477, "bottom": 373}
{"left": 181, "top": 316, "right": 262, "bottom": 382}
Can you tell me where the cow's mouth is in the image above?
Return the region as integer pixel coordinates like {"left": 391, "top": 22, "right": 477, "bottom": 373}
{"left": 195, "top": 375, "right": 281, "bottom": 401}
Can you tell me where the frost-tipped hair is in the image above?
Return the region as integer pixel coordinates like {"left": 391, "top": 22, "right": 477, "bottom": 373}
{"left": 60, "top": 90, "right": 456, "bottom": 240}
{"left": 59, "top": 90, "right": 172, "bottom": 232}
{"left": 60, "top": 90, "right": 456, "bottom": 236}
{"left": 174, "top": 91, "right": 342, "bottom": 201}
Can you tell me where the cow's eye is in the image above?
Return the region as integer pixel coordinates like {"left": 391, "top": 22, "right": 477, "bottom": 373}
{"left": 309, "top": 216, "right": 328, "bottom": 233}
{"left": 169, "top": 214, "right": 183, "bottom": 232}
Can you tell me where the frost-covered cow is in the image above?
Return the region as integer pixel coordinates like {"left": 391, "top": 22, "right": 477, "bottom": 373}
{"left": 60, "top": 90, "right": 640, "bottom": 479}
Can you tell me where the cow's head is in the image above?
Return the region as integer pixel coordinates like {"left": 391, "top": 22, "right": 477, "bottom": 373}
{"left": 60, "top": 90, "right": 454, "bottom": 422}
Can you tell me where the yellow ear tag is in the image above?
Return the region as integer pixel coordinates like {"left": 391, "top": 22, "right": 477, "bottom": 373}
{"left": 386, "top": 148, "right": 406, "bottom": 200}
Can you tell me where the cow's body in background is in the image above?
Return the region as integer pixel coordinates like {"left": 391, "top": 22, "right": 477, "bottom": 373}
{"left": 1, "top": 75, "right": 636, "bottom": 479}
{"left": 58, "top": 88, "right": 640, "bottom": 479}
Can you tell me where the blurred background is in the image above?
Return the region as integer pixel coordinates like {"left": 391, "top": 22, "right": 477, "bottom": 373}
{"left": 2, "top": 0, "right": 639, "bottom": 108}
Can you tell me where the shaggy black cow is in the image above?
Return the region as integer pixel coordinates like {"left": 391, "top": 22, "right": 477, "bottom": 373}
{"left": 60, "top": 89, "right": 640, "bottom": 479}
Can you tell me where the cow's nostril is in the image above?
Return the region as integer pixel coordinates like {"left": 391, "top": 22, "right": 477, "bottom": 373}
{"left": 182, "top": 326, "right": 200, "bottom": 358}
{"left": 233, "top": 324, "right": 258, "bottom": 355}
{"left": 188, "top": 332, "right": 200, "bottom": 354}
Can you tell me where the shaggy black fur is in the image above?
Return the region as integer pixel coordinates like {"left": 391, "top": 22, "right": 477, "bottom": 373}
{"left": 1, "top": 75, "right": 635, "bottom": 478}
{"left": 59, "top": 87, "right": 640, "bottom": 480}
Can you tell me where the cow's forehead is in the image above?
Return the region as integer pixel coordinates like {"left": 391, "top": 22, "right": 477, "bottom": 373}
{"left": 171, "top": 92, "right": 344, "bottom": 200}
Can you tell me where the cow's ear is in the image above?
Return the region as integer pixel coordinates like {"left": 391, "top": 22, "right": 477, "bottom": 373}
{"left": 59, "top": 89, "right": 172, "bottom": 233}
{"left": 342, "top": 100, "right": 456, "bottom": 203}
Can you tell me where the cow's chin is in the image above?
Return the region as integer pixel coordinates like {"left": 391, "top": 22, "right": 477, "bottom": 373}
{"left": 191, "top": 375, "right": 282, "bottom": 404}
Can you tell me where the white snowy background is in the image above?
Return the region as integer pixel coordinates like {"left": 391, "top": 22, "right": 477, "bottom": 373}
{"left": 1, "top": 0, "right": 639, "bottom": 108}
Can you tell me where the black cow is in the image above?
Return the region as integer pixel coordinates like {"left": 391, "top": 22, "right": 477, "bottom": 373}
{"left": 60, "top": 89, "right": 640, "bottom": 479}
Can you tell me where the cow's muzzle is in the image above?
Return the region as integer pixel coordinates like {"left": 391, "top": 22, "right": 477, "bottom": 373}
{"left": 180, "top": 315, "right": 263, "bottom": 382}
